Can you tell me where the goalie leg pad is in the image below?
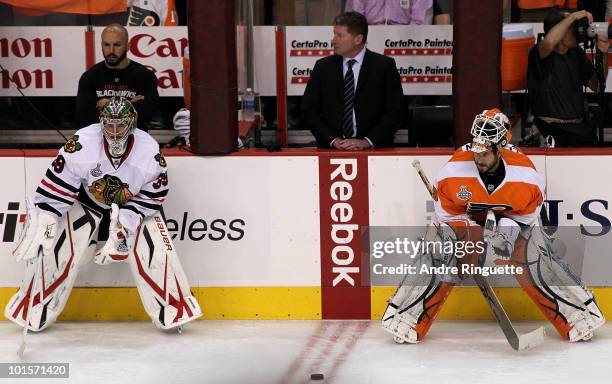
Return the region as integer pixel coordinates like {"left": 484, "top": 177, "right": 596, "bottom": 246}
{"left": 511, "top": 224, "right": 605, "bottom": 341}
{"left": 382, "top": 223, "right": 461, "bottom": 343}
{"left": 4, "top": 202, "right": 101, "bottom": 331}
{"left": 382, "top": 281, "right": 454, "bottom": 343}
{"left": 129, "top": 213, "right": 203, "bottom": 330}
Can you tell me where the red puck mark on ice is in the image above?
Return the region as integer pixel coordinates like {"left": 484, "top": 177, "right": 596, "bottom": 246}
{"left": 280, "top": 322, "right": 330, "bottom": 383}
{"left": 281, "top": 322, "right": 369, "bottom": 382}
{"left": 325, "top": 322, "right": 369, "bottom": 379}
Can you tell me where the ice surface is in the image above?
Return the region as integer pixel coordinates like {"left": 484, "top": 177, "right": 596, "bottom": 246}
{"left": 0, "top": 320, "right": 609, "bottom": 384}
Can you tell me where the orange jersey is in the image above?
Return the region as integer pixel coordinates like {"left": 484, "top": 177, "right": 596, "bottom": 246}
{"left": 517, "top": 0, "right": 565, "bottom": 10}
{"left": 8, "top": 0, "right": 126, "bottom": 15}
{"left": 434, "top": 145, "right": 545, "bottom": 225}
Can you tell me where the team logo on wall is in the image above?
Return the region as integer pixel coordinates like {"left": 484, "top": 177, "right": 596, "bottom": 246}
{"left": 155, "top": 153, "right": 167, "bottom": 167}
{"left": 128, "top": 6, "right": 161, "bottom": 26}
{"left": 456, "top": 185, "right": 472, "bottom": 201}
{"left": 63, "top": 135, "right": 83, "bottom": 153}
{"left": 88, "top": 175, "right": 133, "bottom": 205}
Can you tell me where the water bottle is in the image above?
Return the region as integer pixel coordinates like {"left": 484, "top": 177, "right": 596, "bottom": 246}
{"left": 237, "top": 91, "right": 243, "bottom": 121}
{"left": 243, "top": 88, "right": 255, "bottom": 121}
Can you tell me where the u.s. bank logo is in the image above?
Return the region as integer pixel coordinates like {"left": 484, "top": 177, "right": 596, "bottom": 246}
{"left": 0, "top": 202, "right": 26, "bottom": 242}
{"left": 456, "top": 185, "right": 472, "bottom": 201}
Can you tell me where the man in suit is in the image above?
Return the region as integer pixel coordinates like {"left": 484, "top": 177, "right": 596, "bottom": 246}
{"left": 301, "top": 11, "right": 404, "bottom": 149}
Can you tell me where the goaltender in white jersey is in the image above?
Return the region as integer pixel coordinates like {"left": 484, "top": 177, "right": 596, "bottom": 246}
{"left": 35, "top": 114, "right": 166, "bottom": 238}
{"left": 6, "top": 97, "right": 202, "bottom": 332}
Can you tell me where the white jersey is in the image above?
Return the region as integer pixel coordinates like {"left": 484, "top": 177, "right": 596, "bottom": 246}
{"left": 34, "top": 124, "right": 168, "bottom": 234}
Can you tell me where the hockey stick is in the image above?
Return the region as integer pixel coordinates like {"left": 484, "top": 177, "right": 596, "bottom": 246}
{"left": 17, "top": 247, "right": 42, "bottom": 358}
{"left": 411, "top": 160, "right": 545, "bottom": 350}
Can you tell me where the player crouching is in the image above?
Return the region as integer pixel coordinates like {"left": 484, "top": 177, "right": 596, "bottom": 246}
{"left": 5, "top": 97, "right": 202, "bottom": 332}
{"left": 382, "top": 108, "right": 604, "bottom": 344}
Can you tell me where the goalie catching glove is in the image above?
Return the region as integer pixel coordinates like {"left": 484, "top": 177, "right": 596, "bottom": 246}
{"left": 94, "top": 203, "right": 130, "bottom": 265}
{"left": 13, "top": 197, "right": 57, "bottom": 262}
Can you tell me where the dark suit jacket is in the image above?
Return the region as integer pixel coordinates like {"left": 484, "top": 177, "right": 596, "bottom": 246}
{"left": 301, "top": 48, "right": 404, "bottom": 148}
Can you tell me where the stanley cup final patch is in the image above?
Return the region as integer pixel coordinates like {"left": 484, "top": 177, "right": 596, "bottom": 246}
{"left": 90, "top": 163, "right": 102, "bottom": 177}
{"left": 456, "top": 185, "right": 472, "bottom": 201}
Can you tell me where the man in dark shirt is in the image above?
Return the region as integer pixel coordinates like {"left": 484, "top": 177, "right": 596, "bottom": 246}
{"left": 76, "top": 24, "right": 159, "bottom": 130}
{"left": 527, "top": 10, "right": 609, "bottom": 146}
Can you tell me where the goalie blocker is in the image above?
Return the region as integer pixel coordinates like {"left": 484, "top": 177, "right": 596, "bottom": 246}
{"left": 5, "top": 201, "right": 202, "bottom": 331}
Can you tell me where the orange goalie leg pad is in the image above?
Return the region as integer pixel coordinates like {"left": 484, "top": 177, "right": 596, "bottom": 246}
{"left": 414, "top": 282, "right": 455, "bottom": 341}
{"left": 511, "top": 238, "right": 573, "bottom": 340}
{"left": 412, "top": 220, "right": 480, "bottom": 341}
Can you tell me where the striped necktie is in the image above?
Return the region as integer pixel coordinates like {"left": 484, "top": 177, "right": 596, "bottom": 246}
{"left": 342, "top": 59, "right": 357, "bottom": 139}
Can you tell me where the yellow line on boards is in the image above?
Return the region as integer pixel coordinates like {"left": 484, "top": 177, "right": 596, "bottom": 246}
{"left": 371, "top": 286, "right": 612, "bottom": 320}
{"left": 2, "top": 286, "right": 611, "bottom": 321}
{"left": 0, "top": 287, "right": 322, "bottom": 321}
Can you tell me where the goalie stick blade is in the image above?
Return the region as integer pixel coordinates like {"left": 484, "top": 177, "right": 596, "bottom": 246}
{"left": 517, "top": 326, "right": 546, "bottom": 351}
{"left": 473, "top": 273, "right": 545, "bottom": 351}
{"left": 472, "top": 274, "right": 519, "bottom": 347}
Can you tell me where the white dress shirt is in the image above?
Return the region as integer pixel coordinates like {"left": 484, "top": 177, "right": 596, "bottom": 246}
{"left": 332, "top": 46, "right": 373, "bottom": 147}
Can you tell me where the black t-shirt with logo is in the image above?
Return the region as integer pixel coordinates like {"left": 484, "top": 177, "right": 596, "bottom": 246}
{"left": 75, "top": 60, "right": 159, "bottom": 129}
{"left": 527, "top": 44, "right": 594, "bottom": 120}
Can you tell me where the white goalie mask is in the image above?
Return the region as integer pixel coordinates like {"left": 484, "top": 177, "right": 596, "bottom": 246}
{"left": 470, "top": 108, "right": 511, "bottom": 153}
{"left": 100, "top": 97, "right": 137, "bottom": 157}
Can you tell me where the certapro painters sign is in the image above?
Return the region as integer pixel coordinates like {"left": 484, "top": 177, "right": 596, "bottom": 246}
{"left": 286, "top": 27, "right": 334, "bottom": 95}
{"left": 285, "top": 25, "right": 453, "bottom": 96}
{"left": 369, "top": 25, "right": 452, "bottom": 95}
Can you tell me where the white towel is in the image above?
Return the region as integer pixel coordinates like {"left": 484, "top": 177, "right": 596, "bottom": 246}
{"left": 172, "top": 108, "right": 190, "bottom": 145}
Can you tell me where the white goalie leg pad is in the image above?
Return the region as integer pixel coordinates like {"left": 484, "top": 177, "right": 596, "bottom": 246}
{"left": 382, "top": 285, "right": 422, "bottom": 344}
{"left": 565, "top": 289, "right": 604, "bottom": 342}
{"left": 522, "top": 222, "right": 605, "bottom": 341}
{"left": 4, "top": 202, "right": 101, "bottom": 331}
{"left": 382, "top": 223, "right": 449, "bottom": 343}
{"left": 128, "top": 212, "right": 202, "bottom": 330}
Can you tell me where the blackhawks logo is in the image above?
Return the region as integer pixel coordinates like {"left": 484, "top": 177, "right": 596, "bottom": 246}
{"left": 63, "top": 135, "right": 82, "bottom": 153}
{"left": 88, "top": 175, "right": 133, "bottom": 205}
{"left": 155, "top": 153, "right": 167, "bottom": 167}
